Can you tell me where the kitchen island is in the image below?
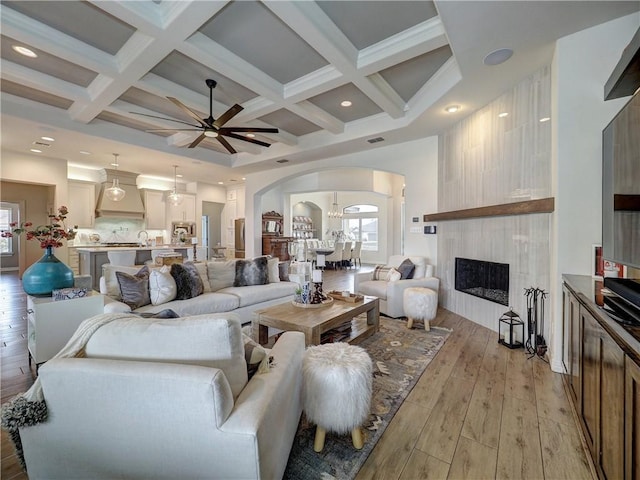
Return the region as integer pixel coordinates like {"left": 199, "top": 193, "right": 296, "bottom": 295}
{"left": 76, "top": 245, "right": 189, "bottom": 291}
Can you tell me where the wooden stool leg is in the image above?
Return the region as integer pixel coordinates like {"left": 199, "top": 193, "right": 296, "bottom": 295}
{"left": 314, "top": 426, "right": 326, "bottom": 452}
{"left": 407, "top": 317, "right": 414, "bottom": 329}
{"left": 351, "top": 427, "right": 364, "bottom": 450}
{"left": 424, "top": 319, "right": 430, "bottom": 331}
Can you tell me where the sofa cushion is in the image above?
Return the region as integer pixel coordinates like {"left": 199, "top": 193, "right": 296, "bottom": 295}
{"left": 149, "top": 266, "right": 177, "bottom": 305}
{"left": 115, "top": 266, "right": 151, "bottom": 309}
{"left": 84, "top": 314, "right": 248, "bottom": 398}
{"left": 356, "top": 280, "right": 388, "bottom": 300}
{"left": 133, "top": 292, "right": 241, "bottom": 317}
{"left": 397, "top": 258, "right": 415, "bottom": 279}
{"left": 220, "top": 282, "right": 298, "bottom": 308}
{"left": 171, "top": 263, "right": 204, "bottom": 300}
{"left": 207, "top": 260, "right": 237, "bottom": 292}
{"left": 234, "top": 257, "right": 269, "bottom": 287}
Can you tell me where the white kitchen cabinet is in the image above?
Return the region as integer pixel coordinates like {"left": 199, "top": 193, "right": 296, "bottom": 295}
{"left": 236, "top": 186, "right": 245, "bottom": 219}
{"left": 67, "top": 247, "right": 80, "bottom": 275}
{"left": 143, "top": 189, "right": 166, "bottom": 229}
{"left": 67, "top": 181, "right": 96, "bottom": 228}
{"left": 167, "top": 194, "right": 196, "bottom": 223}
{"left": 27, "top": 292, "right": 104, "bottom": 366}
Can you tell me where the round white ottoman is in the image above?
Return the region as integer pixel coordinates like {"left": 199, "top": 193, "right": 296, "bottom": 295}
{"left": 303, "top": 342, "right": 373, "bottom": 452}
{"left": 403, "top": 287, "right": 438, "bottom": 331}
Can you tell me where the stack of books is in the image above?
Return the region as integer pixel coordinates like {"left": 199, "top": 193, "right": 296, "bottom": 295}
{"left": 321, "top": 322, "right": 352, "bottom": 343}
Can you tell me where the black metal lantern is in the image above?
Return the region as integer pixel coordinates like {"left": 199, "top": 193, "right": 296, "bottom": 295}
{"left": 498, "top": 308, "right": 524, "bottom": 349}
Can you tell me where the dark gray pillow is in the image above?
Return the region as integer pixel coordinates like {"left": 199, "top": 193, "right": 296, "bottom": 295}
{"left": 234, "top": 257, "right": 269, "bottom": 287}
{"left": 397, "top": 258, "right": 415, "bottom": 279}
{"left": 115, "top": 266, "right": 151, "bottom": 309}
{"left": 170, "top": 263, "right": 203, "bottom": 300}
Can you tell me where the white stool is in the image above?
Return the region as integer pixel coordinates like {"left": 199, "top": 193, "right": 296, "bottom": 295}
{"left": 303, "top": 343, "right": 372, "bottom": 452}
{"left": 403, "top": 287, "right": 438, "bottom": 331}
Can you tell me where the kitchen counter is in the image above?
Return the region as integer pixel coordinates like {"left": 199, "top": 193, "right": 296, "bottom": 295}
{"left": 74, "top": 245, "right": 187, "bottom": 252}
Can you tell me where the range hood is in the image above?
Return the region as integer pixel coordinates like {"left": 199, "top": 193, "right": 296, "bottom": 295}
{"left": 95, "top": 169, "right": 145, "bottom": 219}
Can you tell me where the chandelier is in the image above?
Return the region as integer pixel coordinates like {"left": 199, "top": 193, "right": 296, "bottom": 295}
{"left": 104, "top": 153, "right": 126, "bottom": 202}
{"left": 167, "top": 165, "right": 183, "bottom": 206}
{"left": 327, "top": 191, "right": 343, "bottom": 218}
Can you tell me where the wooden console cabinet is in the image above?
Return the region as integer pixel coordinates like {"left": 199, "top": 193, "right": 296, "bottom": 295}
{"left": 563, "top": 275, "right": 639, "bottom": 480}
{"left": 261, "top": 211, "right": 293, "bottom": 261}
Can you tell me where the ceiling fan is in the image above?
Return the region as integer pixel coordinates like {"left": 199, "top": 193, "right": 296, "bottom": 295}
{"left": 132, "top": 79, "right": 278, "bottom": 154}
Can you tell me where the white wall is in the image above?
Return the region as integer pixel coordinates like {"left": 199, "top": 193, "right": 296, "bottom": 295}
{"left": 550, "top": 12, "right": 639, "bottom": 371}
{"left": 244, "top": 136, "right": 439, "bottom": 261}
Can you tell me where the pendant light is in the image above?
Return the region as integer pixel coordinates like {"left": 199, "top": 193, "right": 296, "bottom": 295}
{"left": 167, "top": 165, "right": 183, "bottom": 206}
{"left": 328, "top": 192, "right": 343, "bottom": 218}
{"left": 104, "top": 153, "right": 126, "bottom": 202}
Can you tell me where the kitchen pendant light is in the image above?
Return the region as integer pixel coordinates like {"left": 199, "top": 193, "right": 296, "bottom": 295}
{"left": 104, "top": 153, "right": 126, "bottom": 202}
{"left": 167, "top": 165, "right": 183, "bottom": 206}
{"left": 328, "top": 192, "right": 343, "bottom": 218}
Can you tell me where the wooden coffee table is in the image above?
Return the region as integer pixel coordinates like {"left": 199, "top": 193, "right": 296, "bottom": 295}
{"left": 253, "top": 296, "right": 380, "bottom": 346}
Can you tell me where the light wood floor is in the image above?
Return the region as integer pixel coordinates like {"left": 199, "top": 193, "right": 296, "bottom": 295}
{"left": 1, "top": 267, "right": 594, "bottom": 480}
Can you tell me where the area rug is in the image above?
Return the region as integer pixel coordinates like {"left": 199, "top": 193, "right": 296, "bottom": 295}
{"left": 283, "top": 316, "right": 452, "bottom": 480}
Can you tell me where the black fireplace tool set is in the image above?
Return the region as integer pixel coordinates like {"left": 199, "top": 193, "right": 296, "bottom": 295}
{"left": 524, "top": 287, "right": 548, "bottom": 361}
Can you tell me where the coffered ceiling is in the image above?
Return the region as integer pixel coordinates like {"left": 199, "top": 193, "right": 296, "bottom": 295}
{"left": 1, "top": 1, "right": 638, "bottom": 185}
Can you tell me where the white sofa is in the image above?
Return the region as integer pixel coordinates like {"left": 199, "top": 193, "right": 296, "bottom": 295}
{"left": 19, "top": 314, "right": 305, "bottom": 480}
{"left": 101, "top": 258, "right": 298, "bottom": 324}
{"left": 354, "top": 255, "right": 439, "bottom": 318}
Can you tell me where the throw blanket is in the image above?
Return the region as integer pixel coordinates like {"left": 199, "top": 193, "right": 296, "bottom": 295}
{"left": 1, "top": 312, "right": 135, "bottom": 469}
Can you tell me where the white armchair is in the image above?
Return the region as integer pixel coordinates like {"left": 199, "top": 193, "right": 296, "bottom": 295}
{"left": 354, "top": 255, "right": 439, "bottom": 318}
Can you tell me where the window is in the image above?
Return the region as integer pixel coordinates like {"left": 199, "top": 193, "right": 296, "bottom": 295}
{"left": 0, "top": 204, "right": 13, "bottom": 254}
{"left": 343, "top": 204, "right": 379, "bottom": 252}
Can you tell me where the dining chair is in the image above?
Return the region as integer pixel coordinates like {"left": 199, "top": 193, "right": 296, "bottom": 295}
{"left": 341, "top": 241, "right": 352, "bottom": 269}
{"left": 324, "top": 243, "right": 343, "bottom": 269}
{"left": 351, "top": 241, "right": 363, "bottom": 268}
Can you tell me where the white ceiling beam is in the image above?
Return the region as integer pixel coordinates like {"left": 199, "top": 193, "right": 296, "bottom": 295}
{"left": 1, "top": 60, "right": 89, "bottom": 101}
{"left": 69, "top": 1, "right": 229, "bottom": 123}
{"left": 289, "top": 101, "right": 344, "bottom": 134}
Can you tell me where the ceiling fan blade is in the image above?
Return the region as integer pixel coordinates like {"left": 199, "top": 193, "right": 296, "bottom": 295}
{"left": 222, "top": 132, "right": 272, "bottom": 148}
{"left": 188, "top": 133, "right": 207, "bottom": 148}
{"left": 130, "top": 111, "right": 201, "bottom": 128}
{"left": 167, "top": 97, "right": 208, "bottom": 128}
{"left": 219, "top": 127, "right": 279, "bottom": 134}
{"left": 216, "top": 135, "right": 237, "bottom": 154}
{"left": 146, "top": 128, "right": 203, "bottom": 132}
{"left": 213, "top": 104, "right": 243, "bottom": 129}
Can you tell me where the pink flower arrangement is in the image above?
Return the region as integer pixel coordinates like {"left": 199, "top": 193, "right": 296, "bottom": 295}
{"left": 1, "top": 206, "right": 77, "bottom": 249}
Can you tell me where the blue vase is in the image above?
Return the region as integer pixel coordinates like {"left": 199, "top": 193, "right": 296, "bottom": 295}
{"left": 22, "top": 246, "right": 74, "bottom": 296}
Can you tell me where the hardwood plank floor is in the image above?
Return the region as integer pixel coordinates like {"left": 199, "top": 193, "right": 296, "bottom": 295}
{"left": 0, "top": 266, "right": 593, "bottom": 480}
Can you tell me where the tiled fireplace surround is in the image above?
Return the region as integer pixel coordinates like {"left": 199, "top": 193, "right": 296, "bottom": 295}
{"left": 437, "top": 67, "right": 552, "bottom": 336}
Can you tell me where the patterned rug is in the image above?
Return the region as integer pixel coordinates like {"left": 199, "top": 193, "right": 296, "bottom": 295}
{"left": 283, "top": 316, "right": 452, "bottom": 480}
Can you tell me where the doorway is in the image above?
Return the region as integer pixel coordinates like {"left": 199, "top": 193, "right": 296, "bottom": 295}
{"left": 202, "top": 201, "right": 224, "bottom": 256}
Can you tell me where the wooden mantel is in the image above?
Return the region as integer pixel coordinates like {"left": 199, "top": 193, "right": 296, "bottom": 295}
{"left": 423, "top": 197, "right": 555, "bottom": 222}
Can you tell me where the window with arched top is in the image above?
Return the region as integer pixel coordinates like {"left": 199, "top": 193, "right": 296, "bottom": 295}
{"left": 342, "top": 204, "right": 378, "bottom": 251}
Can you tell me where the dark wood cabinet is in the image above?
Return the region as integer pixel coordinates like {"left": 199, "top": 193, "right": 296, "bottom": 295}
{"left": 626, "top": 356, "right": 640, "bottom": 480}
{"left": 563, "top": 277, "right": 631, "bottom": 480}
{"left": 262, "top": 236, "right": 293, "bottom": 261}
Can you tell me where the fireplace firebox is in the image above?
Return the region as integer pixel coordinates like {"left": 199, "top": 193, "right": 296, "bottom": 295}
{"left": 455, "top": 257, "right": 509, "bottom": 306}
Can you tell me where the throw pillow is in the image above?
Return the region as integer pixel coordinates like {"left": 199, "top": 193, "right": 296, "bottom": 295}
{"left": 387, "top": 267, "right": 402, "bottom": 282}
{"left": 191, "top": 261, "right": 211, "bottom": 292}
{"left": 242, "top": 333, "right": 272, "bottom": 378}
{"left": 372, "top": 265, "right": 393, "bottom": 281}
{"left": 115, "top": 265, "right": 151, "bottom": 309}
{"left": 170, "top": 263, "right": 204, "bottom": 300}
{"left": 207, "top": 260, "right": 237, "bottom": 292}
{"left": 267, "top": 256, "right": 280, "bottom": 283}
{"left": 149, "top": 266, "right": 177, "bottom": 305}
{"left": 234, "top": 256, "right": 269, "bottom": 287}
{"left": 397, "top": 258, "right": 416, "bottom": 279}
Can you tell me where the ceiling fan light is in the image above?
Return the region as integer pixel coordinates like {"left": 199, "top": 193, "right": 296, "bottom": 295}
{"left": 104, "top": 179, "right": 126, "bottom": 202}
{"left": 204, "top": 130, "right": 218, "bottom": 138}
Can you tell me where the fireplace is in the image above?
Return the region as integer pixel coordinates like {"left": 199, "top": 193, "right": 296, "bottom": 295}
{"left": 455, "top": 257, "right": 509, "bottom": 306}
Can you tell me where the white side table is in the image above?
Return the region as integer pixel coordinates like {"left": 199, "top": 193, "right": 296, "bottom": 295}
{"left": 27, "top": 291, "right": 104, "bottom": 368}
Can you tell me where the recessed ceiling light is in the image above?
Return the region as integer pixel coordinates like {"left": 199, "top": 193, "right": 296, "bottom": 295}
{"left": 40, "top": 136, "right": 55, "bottom": 142}
{"left": 444, "top": 105, "right": 460, "bottom": 113}
{"left": 498, "top": 112, "right": 509, "bottom": 118}
{"left": 483, "top": 48, "right": 513, "bottom": 66}
{"left": 341, "top": 100, "right": 352, "bottom": 107}
{"left": 218, "top": 181, "right": 224, "bottom": 185}
{"left": 79, "top": 150, "right": 91, "bottom": 155}
{"left": 30, "top": 148, "right": 42, "bottom": 153}
{"left": 12, "top": 45, "right": 37, "bottom": 58}
{"left": 110, "top": 163, "right": 119, "bottom": 167}
{"left": 242, "top": 177, "right": 246, "bottom": 180}
{"left": 246, "top": 133, "right": 255, "bottom": 138}
{"left": 176, "top": 174, "right": 183, "bottom": 178}
{"left": 539, "top": 117, "right": 550, "bottom": 123}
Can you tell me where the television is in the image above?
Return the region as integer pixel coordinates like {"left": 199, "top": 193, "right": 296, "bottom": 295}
{"left": 602, "top": 91, "right": 640, "bottom": 315}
